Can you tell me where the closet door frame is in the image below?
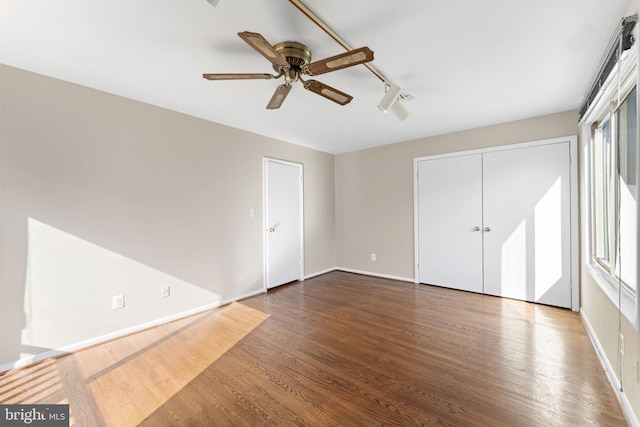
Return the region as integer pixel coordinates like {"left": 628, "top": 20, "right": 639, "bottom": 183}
{"left": 413, "top": 135, "right": 579, "bottom": 312}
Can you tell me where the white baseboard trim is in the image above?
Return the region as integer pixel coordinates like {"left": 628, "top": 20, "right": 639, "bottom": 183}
{"left": 335, "top": 267, "right": 414, "bottom": 283}
{"left": 0, "top": 287, "right": 266, "bottom": 374}
{"left": 222, "top": 288, "right": 265, "bottom": 305}
{"left": 303, "top": 267, "right": 337, "bottom": 280}
{"left": 1, "top": 268, "right": 413, "bottom": 373}
{"left": 581, "top": 309, "right": 639, "bottom": 427}
{"left": 0, "top": 268, "right": 411, "bottom": 372}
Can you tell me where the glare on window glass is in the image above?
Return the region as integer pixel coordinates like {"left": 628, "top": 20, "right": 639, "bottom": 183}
{"left": 616, "top": 87, "right": 637, "bottom": 293}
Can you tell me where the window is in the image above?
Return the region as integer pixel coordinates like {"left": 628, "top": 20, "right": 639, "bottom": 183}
{"left": 581, "top": 27, "right": 638, "bottom": 328}
{"left": 592, "top": 86, "right": 637, "bottom": 296}
{"left": 592, "top": 117, "right": 611, "bottom": 269}
{"left": 616, "top": 87, "right": 637, "bottom": 296}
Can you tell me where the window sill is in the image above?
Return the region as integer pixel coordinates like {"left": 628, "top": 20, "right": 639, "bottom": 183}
{"left": 586, "top": 262, "right": 638, "bottom": 331}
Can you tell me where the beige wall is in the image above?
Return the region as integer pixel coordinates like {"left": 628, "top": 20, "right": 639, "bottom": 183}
{"left": 0, "top": 65, "right": 335, "bottom": 367}
{"left": 335, "top": 111, "right": 579, "bottom": 279}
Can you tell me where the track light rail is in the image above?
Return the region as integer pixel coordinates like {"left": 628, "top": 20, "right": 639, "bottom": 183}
{"left": 287, "top": 0, "right": 411, "bottom": 101}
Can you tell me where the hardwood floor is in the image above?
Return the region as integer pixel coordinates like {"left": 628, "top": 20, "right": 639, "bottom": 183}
{"left": 0, "top": 271, "right": 628, "bottom": 426}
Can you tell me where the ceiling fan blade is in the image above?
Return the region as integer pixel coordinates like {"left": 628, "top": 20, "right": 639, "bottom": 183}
{"left": 266, "top": 84, "right": 292, "bottom": 109}
{"left": 203, "top": 73, "right": 276, "bottom": 80}
{"left": 238, "top": 31, "right": 290, "bottom": 69}
{"left": 304, "top": 46, "right": 374, "bottom": 76}
{"left": 303, "top": 80, "right": 353, "bottom": 105}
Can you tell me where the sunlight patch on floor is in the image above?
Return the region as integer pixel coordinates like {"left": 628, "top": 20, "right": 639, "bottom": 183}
{"left": 0, "top": 302, "right": 269, "bottom": 426}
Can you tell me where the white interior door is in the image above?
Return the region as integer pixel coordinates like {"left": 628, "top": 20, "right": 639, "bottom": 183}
{"left": 482, "top": 142, "right": 572, "bottom": 308}
{"left": 264, "top": 159, "right": 303, "bottom": 289}
{"left": 417, "top": 154, "right": 484, "bottom": 293}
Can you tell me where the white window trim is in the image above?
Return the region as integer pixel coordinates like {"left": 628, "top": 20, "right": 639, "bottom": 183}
{"left": 580, "top": 41, "right": 640, "bottom": 331}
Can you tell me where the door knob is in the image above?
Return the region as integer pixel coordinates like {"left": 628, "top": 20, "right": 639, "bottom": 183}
{"left": 269, "top": 228, "right": 275, "bottom": 233}
{"left": 484, "top": 226, "right": 491, "bottom": 232}
{"left": 473, "top": 226, "right": 481, "bottom": 231}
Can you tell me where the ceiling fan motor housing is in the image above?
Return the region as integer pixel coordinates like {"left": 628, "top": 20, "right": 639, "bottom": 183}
{"left": 273, "top": 41, "right": 312, "bottom": 75}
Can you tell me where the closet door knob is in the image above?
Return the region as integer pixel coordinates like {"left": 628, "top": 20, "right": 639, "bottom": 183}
{"left": 484, "top": 226, "right": 491, "bottom": 232}
{"left": 473, "top": 226, "right": 481, "bottom": 231}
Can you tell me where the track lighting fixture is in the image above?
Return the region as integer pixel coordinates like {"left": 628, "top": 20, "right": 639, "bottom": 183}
{"left": 205, "top": 0, "right": 220, "bottom": 6}
{"left": 377, "top": 84, "right": 401, "bottom": 113}
{"left": 390, "top": 99, "right": 409, "bottom": 121}
{"left": 378, "top": 83, "right": 408, "bottom": 120}
{"left": 287, "top": 1, "right": 412, "bottom": 120}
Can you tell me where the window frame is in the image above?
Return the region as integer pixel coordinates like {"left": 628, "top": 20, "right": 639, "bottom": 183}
{"left": 591, "top": 115, "right": 612, "bottom": 272}
{"left": 591, "top": 79, "right": 637, "bottom": 293}
{"left": 581, "top": 41, "right": 640, "bottom": 331}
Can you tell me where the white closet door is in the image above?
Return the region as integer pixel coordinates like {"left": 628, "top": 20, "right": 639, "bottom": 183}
{"left": 417, "top": 154, "right": 484, "bottom": 293}
{"left": 264, "top": 159, "right": 303, "bottom": 289}
{"left": 482, "top": 142, "right": 571, "bottom": 308}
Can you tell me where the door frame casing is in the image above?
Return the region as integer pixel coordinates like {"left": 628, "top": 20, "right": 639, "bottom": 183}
{"left": 263, "top": 157, "right": 304, "bottom": 291}
{"left": 413, "top": 135, "right": 579, "bottom": 311}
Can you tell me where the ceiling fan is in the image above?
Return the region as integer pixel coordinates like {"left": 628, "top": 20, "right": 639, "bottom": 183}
{"left": 203, "top": 31, "right": 374, "bottom": 109}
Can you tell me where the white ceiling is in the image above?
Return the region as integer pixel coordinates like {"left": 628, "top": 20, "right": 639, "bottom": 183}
{"left": 0, "top": 0, "right": 633, "bottom": 153}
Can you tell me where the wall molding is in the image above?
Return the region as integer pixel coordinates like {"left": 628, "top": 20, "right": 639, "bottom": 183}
{"left": 0, "top": 287, "right": 265, "bottom": 373}
{"left": 581, "top": 309, "right": 639, "bottom": 427}
{"left": 335, "top": 267, "right": 414, "bottom": 283}
{"left": 303, "top": 267, "right": 337, "bottom": 280}
{"left": 1, "top": 267, "right": 344, "bottom": 373}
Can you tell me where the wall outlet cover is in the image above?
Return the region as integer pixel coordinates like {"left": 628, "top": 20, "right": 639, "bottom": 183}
{"left": 112, "top": 294, "right": 124, "bottom": 310}
{"left": 161, "top": 286, "right": 170, "bottom": 298}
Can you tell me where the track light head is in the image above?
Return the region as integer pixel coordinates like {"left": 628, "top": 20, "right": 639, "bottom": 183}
{"left": 377, "top": 84, "right": 401, "bottom": 113}
{"left": 378, "top": 83, "right": 409, "bottom": 120}
{"left": 206, "top": 0, "right": 220, "bottom": 6}
{"left": 390, "top": 100, "right": 409, "bottom": 121}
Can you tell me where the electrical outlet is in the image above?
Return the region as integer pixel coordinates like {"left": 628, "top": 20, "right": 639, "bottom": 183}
{"left": 112, "top": 294, "right": 124, "bottom": 310}
{"left": 370, "top": 253, "right": 376, "bottom": 262}
{"left": 619, "top": 333, "right": 624, "bottom": 356}
{"left": 161, "top": 285, "right": 170, "bottom": 298}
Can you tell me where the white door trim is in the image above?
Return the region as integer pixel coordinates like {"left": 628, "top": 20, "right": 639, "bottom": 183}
{"left": 413, "top": 135, "right": 579, "bottom": 311}
{"left": 263, "top": 157, "right": 304, "bottom": 291}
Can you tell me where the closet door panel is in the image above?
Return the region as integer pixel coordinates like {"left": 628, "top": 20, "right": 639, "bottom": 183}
{"left": 417, "top": 155, "right": 483, "bottom": 293}
{"left": 482, "top": 143, "right": 571, "bottom": 308}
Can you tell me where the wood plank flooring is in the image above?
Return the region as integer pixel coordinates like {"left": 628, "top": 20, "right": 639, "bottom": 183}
{"left": 0, "top": 302, "right": 269, "bottom": 426}
{"left": 0, "top": 271, "right": 628, "bottom": 426}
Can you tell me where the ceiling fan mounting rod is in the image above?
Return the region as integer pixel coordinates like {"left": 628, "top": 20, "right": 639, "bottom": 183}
{"left": 287, "top": 0, "right": 410, "bottom": 100}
